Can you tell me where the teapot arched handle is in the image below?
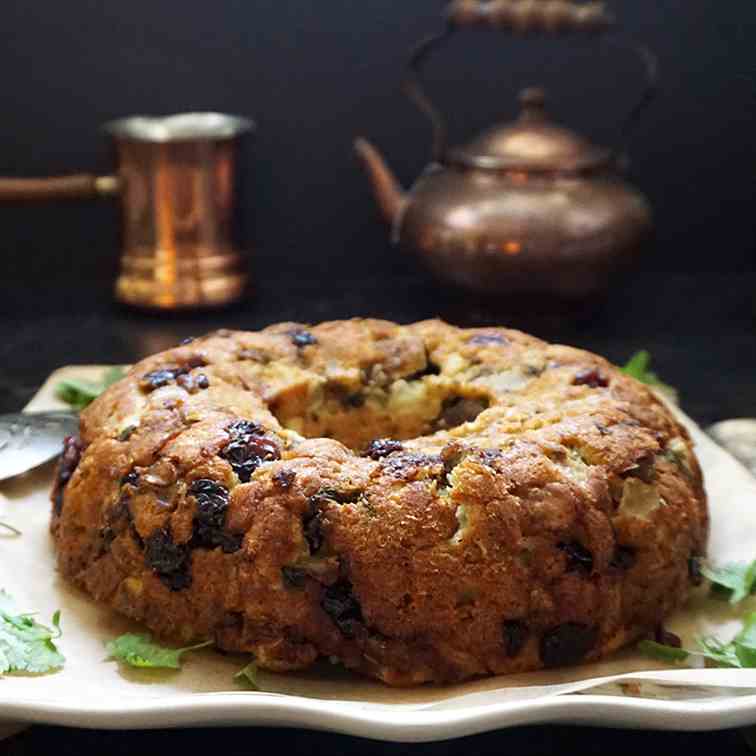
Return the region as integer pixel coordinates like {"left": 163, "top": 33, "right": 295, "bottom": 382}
{"left": 404, "top": 0, "right": 657, "bottom": 164}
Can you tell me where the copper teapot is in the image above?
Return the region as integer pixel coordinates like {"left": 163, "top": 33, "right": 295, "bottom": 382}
{"left": 356, "top": 0, "right": 655, "bottom": 298}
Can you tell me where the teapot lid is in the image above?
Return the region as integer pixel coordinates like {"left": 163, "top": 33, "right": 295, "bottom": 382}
{"left": 447, "top": 88, "right": 611, "bottom": 173}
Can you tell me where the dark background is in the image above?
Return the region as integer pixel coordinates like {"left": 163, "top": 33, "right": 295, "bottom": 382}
{"left": 0, "top": 0, "right": 754, "bottom": 304}
{"left": 1, "top": 3, "right": 756, "bottom": 751}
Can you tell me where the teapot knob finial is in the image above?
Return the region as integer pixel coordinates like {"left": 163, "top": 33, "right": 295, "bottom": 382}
{"left": 519, "top": 87, "right": 547, "bottom": 120}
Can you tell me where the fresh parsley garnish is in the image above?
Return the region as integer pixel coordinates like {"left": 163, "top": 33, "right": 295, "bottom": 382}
{"left": 638, "top": 612, "right": 756, "bottom": 668}
{"left": 0, "top": 590, "right": 65, "bottom": 675}
{"left": 55, "top": 366, "right": 126, "bottom": 411}
{"left": 234, "top": 660, "right": 260, "bottom": 690}
{"left": 702, "top": 560, "right": 756, "bottom": 604}
{"left": 697, "top": 635, "right": 741, "bottom": 667}
{"left": 636, "top": 639, "right": 690, "bottom": 663}
{"left": 105, "top": 633, "right": 213, "bottom": 669}
{"left": 620, "top": 350, "right": 676, "bottom": 395}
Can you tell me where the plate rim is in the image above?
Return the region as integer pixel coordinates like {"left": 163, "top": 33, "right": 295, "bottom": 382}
{"left": 3, "top": 690, "right": 756, "bottom": 742}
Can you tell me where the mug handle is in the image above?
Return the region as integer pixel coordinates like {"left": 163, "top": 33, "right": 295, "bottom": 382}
{"left": 0, "top": 174, "right": 119, "bottom": 202}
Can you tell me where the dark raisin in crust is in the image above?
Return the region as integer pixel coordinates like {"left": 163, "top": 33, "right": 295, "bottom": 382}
{"left": 273, "top": 469, "right": 296, "bottom": 490}
{"left": 222, "top": 421, "right": 281, "bottom": 482}
{"left": 321, "top": 581, "right": 364, "bottom": 638}
{"left": 52, "top": 436, "right": 82, "bottom": 516}
{"left": 189, "top": 479, "right": 242, "bottom": 553}
{"left": 288, "top": 329, "right": 318, "bottom": 347}
{"left": 502, "top": 620, "right": 528, "bottom": 657}
{"left": 364, "top": 438, "right": 404, "bottom": 460}
{"left": 144, "top": 528, "right": 192, "bottom": 591}
{"left": 558, "top": 541, "right": 594, "bottom": 574}
{"left": 540, "top": 623, "right": 598, "bottom": 668}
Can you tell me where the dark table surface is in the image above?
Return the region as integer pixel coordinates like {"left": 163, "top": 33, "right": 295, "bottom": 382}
{"left": 2, "top": 266, "right": 755, "bottom": 754}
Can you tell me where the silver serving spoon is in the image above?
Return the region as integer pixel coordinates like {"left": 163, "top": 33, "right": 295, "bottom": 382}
{"left": 0, "top": 411, "right": 79, "bottom": 483}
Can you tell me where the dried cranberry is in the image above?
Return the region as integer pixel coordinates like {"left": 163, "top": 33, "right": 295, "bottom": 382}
{"left": 228, "top": 419, "right": 263, "bottom": 436}
{"left": 502, "top": 620, "right": 528, "bottom": 657}
{"left": 609, "top": 545, "right": 637, "bottom": 571}
{"left": 282, "top": 566, "right": 307, "bottom": 588}
{"left": 273, "top": 469, "right": 296, "bottom": 490}
{"left": 189, "top": 479, "right": 241, "bottom": 553}
{"left": 557, "top": 541, "right": 594, "bottom": 574}
{"left": 321, "top": 581, "right": 363, "bottom": 637}
{"left": 144, "top": 528, "right": 192, "bottom": 591}
{"left": 288, "top": 329, "right": 317, "bottom": 348}
{"left": 121, "top": 471, "right": 139, "bottom": 487}
{"left": 469, "top": 333, "right": 509, "bottom": 346}
{"left": 303, "top": 498, "right": 324, "bottom": 553}
{"left": 52, "top": 436, "right": 83, "bottom": 516}
{"left": 655, "top": 626, "right": 682, "bottom": 648}
{"left": 222, "top": 420, "right": 281, "bottom": 482}
{"left": 573, "top": 368, "right": 609, "bottom": 389}
{"left": 364, "top": 438, "right": 404, "bottom": 460}
{"left": 140, "top": 368, "right": 183, "bottom": 391}
{"left": 540, "top": 623, "right": 597, "bottom": 667}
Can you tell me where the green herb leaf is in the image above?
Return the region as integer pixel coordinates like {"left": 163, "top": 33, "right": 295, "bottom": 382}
{"left": 0, "top": 590, "right": 65, "bottom": 675}
{"left": 620, "top": 351, "right": 677, "bottom": 397}
{"left": 102, "top": 366, "right": 126, "bottom": 389}
{"left": 734, "top": 612, "right": 756, "bottom": 667}
{"left": 105, "top": 633, "right": 212, "bottom": 669}
{"left": 234, "top": 660, "right": 260, "bottom": 690}
{"left": 702, "top": 560, "right": 756, "bottom": 604}
{"left": 697, "top": 635, "right": 742, "bottom": 667}
{"left": 637, "top": 639, "right": 690, "bottom": 663}
{"left": 621, "top": 350, "right": 652, "bottom": 381}
{"left": 55, "top": 367, "right": 127, "bottom": 411}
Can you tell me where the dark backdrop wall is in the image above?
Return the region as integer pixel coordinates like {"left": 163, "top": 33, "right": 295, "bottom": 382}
{"left": 0, "top": 0, "right": 754, "bottom": 303}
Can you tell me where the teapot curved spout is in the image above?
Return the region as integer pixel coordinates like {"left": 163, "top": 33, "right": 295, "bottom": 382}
{"left": 354, "top": 138, "right": 408, "bottom": 227}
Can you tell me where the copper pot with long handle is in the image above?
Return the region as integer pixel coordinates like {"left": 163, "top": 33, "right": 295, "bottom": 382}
{"left": 356, "top": 0, "right": 656, "bottom": 300}
{"left": 0, "top": 113, "right": 253, "bottom": 310}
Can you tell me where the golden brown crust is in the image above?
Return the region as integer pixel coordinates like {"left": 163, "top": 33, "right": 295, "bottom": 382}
{"left": 50, "top": 319, "right": 708, "bottom": 685}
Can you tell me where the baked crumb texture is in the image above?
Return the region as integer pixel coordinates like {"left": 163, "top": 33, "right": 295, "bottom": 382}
{"left": 51, "top": 319, "right": 707, "bottom": 685}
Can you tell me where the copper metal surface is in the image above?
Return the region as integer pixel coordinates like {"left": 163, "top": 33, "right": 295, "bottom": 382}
{"left": 445, "top": 0, "right": 613, "bottom": 33}
{"left": 356, "top": 2, "right": 654, "bottom": 299}
{"left": 110, "top": 115, "right": 252, "bottom": 310}
{"left": 0, "top": 113, "right": 252, "bottom": 310}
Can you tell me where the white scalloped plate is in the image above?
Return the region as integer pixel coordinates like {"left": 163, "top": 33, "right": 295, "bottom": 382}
{"left": 2, "top": 367, "right": 756, "bottom": 743}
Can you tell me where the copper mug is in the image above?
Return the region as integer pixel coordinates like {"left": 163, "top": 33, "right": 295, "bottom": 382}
{"left": 0, "top": 113, "right": 253, "bottom": 309}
